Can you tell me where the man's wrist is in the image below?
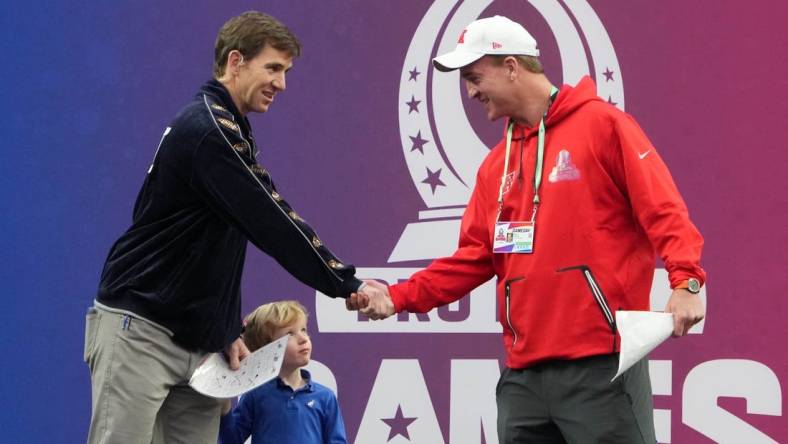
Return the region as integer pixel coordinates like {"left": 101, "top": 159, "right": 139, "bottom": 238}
{"left": 388, "top": 284, "right": 404, "bottom": 313}
{"left": 674, "top": 278, "right": 702, "bottom": 294}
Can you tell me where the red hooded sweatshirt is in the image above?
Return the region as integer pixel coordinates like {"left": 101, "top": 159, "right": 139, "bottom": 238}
{"left": 389, "top": 77, "right": 705, "bottom": 369}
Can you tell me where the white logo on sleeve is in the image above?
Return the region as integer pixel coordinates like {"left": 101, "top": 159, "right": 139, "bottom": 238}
{"left": 638, "top": 149, "right": 652, "bottom": 159}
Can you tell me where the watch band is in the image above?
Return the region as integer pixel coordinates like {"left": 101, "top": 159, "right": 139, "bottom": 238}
{"left": 675, "top": 278, "right": 701, "bottom": 293}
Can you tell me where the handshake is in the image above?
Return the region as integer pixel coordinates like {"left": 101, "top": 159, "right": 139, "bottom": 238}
{"left": 346, "top": 280, "right": 396, "bottom": 320}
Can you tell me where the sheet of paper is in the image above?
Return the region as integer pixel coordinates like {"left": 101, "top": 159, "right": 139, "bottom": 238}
{"left": 613, "top": 311, "right": 674, "bottom": 381}
{"left": 189, "top": 335, "right": 288, "bottom": 398}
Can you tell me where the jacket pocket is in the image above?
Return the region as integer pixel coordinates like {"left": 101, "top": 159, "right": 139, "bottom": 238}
{"left": 557, "top": 265, "right": 617, "bottom": 351}
{"left": 504, "top": 277, "right": 525, "bottom": 346}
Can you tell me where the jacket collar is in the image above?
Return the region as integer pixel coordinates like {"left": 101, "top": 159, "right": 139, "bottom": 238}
{"left": 199, "top": 79, "right": 252, "bottom": 137}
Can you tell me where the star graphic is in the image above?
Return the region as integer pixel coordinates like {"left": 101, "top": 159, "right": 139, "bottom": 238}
{"left": 406, "top": 95, "right": 421, "bottom": 114}
{"left": 381, "top": 405, "right": 417, "bottom": 441}
{"left": 408, "top": 66, "right": 420, "bottom": 82}
{"left": 409, "top": 131, "right": 429, "bottom": 153}
{"left": 607, "top": 95, "right": 617, "bottom": 106}
{"left": 422, "top": 167, "right": 445, "bottom": 194}
{"left": 603, "top": 67, "right": 615, "bottom": 82}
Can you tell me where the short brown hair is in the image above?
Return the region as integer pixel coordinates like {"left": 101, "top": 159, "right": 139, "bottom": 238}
{"left": 491, "top": 55, "right": 544, "bottom": 74}
{"left": 242, "top": 300, "right": 308, "bottom": 352}
{"left": 213, "top": 11, "right": 301, "bottom": 77}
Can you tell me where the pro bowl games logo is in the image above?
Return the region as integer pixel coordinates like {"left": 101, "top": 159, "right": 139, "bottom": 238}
{"left": 393, "top": 0, "right": 624, "bottom": 262}
{"left": 317, "top": 0, "right": 706, "bottom": 335}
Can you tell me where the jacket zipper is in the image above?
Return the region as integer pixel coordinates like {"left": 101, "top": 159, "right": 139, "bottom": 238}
{"left": 504, "top": 277, "right": 525, "bottom": 346}
{"left": 557, "top": 265, "right": 618, "bottom": 351}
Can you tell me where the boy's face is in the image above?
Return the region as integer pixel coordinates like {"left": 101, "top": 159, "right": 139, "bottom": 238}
{"left": 274, "top": 314, "right": 312, "bottom": 370}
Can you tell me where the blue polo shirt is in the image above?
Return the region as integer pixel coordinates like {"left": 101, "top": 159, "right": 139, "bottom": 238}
{"left": 219, "top": 369, "right": 347, "bottom": 444}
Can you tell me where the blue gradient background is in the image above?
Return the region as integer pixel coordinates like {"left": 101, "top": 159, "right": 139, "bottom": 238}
{"left": 2, "top": 1, "right": 786, "bottom": 442}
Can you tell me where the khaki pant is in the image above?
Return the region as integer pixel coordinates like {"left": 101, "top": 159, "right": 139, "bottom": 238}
{"left": 496, "top": 354, "right": 656, "bottom": 444}
{"left": 84, "top": 305, "right": 223, "bottom": 444}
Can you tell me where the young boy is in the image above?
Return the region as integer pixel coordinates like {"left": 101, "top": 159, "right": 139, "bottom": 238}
{"left": 219, "top": 301, "right": 347, "bottom": 444}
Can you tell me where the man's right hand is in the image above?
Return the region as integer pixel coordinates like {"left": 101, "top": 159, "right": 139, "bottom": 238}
{"left": 223, "top": 337, "right": 250, "bottom": 371}
{"left": 346, "top": 279, "right": 395, "bottom": 320}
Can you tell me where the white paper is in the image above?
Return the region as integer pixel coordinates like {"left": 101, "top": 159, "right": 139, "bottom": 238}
{"left": 613, "top": 311, "right": 674, "bottom": 381}
{"left": 189, "top": 335, "right": 288, "bottom": 398}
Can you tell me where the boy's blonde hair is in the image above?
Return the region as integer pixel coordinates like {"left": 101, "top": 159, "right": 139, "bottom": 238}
{"left": 242, "top": 300, "right": 308, "bottom": 352}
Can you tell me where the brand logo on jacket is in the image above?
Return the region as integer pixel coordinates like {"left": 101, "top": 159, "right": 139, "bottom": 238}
{"left": 548, "top": 149, "right": 580, "bottom": 183}
{"left": 501, "top": 171, "right": 516, "bottom": 195}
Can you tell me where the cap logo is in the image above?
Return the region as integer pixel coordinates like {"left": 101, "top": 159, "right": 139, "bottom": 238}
{"left": 457, "top": 29, "right": 467, "bottom": 44}
{"left": 492, "top": 42, "right": 503, "bottom": 49}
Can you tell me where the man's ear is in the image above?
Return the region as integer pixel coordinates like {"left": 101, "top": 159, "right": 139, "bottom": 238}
{"left": 226, "top": 50, "right": 244, "bottom": 76}
{"left": 503, "top": 56, "right": 519, "bottom": 80}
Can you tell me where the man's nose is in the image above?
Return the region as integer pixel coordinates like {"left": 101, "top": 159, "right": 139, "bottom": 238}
{"left": 273, "top": 73, "right": 286, "bottom": 91}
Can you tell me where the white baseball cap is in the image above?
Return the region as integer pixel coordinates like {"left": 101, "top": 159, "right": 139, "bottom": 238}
{"left": 432, "top": 15, "right": 540, "bottom": 72}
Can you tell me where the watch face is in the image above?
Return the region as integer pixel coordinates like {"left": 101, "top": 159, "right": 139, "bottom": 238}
{"left": 688, "top": 278, "right": 701, "bottom": 293}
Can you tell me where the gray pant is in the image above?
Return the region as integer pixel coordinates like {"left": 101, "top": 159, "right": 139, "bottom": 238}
{"left": 496, "top": 354, "right": 656, "bottom": 444}
{"left": 84, "top": 305, "right": 223, "bottom": 444}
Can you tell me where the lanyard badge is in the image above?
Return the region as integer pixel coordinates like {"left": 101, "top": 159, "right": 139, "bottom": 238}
{"left": 493, "top": 221, "right": 535, "bottom": 253}
{"left": 494, "top": 86, "right": 558, "bottom": 255}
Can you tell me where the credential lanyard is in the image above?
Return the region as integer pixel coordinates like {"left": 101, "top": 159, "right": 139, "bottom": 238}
{"left": 496, "top": 86, "right": 559, "bottom": 222}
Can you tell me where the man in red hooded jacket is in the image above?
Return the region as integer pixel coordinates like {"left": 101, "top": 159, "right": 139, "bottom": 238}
{"left": 349, "top": 15, "right": 705, "bottom": 444}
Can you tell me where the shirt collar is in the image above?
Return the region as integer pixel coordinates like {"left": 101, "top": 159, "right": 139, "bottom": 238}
{"left": 276, "top": 368, "right": 315, "bottom": 392}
